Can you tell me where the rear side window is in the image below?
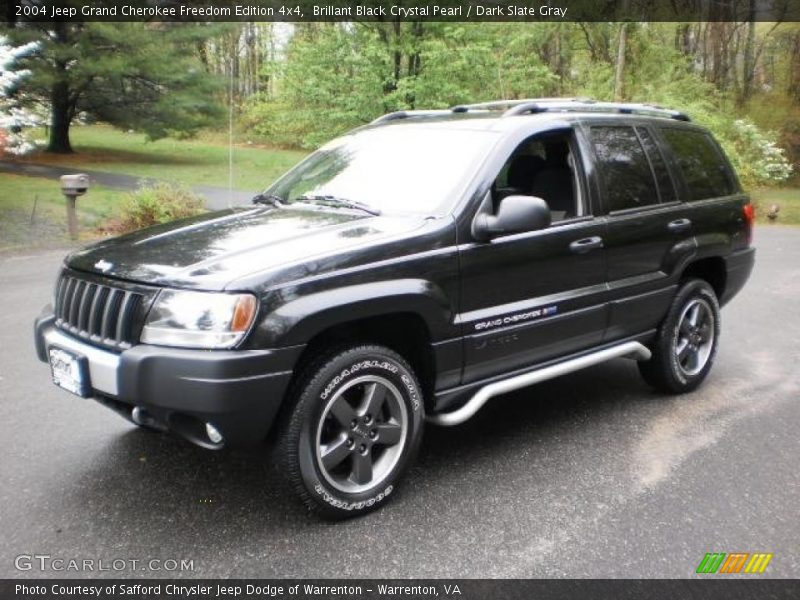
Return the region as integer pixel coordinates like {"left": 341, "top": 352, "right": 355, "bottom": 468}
{"left": 660, "top": 128, "right": 736, "bottom": 200}
{"left": 589, "top": 125, "right": 660, "bottom": 212}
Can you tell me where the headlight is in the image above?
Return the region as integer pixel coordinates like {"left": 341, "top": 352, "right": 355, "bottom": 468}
{"left": 141, "top": 290, "right": 258, "bottom": 349}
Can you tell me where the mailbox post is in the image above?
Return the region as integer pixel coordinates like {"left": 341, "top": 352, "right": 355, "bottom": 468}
{"left": 59, "top": 174, "right": 89, "bottom": 241}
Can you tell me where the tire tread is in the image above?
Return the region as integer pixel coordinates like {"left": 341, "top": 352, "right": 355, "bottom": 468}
{"left": 638, "top": 278, "right": 720, "bottom": 394}
{"left": 275, "top": 344, "right": 422, "bottom": 519}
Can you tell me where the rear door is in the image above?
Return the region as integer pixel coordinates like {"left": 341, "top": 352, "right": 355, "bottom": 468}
{"left": 580, "top": 121, "right": 692, "bottom": 341}
{"left": 655, "top": 125, "right": 743, "bottom": 258}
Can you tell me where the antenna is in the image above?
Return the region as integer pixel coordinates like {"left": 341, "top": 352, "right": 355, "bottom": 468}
{"left": 228, "top": 55, "right": 234, "bottom": 210}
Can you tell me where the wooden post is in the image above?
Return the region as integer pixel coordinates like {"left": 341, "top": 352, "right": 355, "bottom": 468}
{"left": 65, "top": 195, "right": 78, "bottom": 240}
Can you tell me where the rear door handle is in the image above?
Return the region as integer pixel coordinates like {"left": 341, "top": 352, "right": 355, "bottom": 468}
{"left": 569, "top": 236, "right": 604, "bottom": 254}
{"left": 667, "top": 218, "right": 692, "bottom": 233}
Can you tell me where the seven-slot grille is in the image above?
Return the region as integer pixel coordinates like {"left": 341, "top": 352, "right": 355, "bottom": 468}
{"left": 54, "top": 273, "right": 144, "bottom": 350}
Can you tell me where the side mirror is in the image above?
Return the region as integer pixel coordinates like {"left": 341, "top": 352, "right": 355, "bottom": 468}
{"left": 473, "top": 195, "right": 551, "bottom": 241}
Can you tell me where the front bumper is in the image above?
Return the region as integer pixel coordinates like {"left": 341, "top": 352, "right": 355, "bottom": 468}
{"left": 34, "top": 310, "right": 302, "bottom": 448}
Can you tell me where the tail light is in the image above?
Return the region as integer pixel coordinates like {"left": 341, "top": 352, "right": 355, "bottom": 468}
{"left": 742, "top": 202, "right": 755, "bottom": 246}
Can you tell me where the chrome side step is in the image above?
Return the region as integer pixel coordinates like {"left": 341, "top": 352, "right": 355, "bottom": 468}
{"left": 427, "top": 341, "right": 651, "bottom": 427}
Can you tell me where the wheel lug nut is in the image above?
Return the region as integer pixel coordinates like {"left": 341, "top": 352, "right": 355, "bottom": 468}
{"left": 359, "top": 444, "right": 367, "bottom": 453}
{"left": 350, "top": 419, "right": 357, "bottom": 429}
{"left": 369, "top": 430, "right": 377, "bottom": 439}
{"left": 345, "top": 438, "right": 354, "bottom": 448}
{"left": 364, "top": 414, "right": 372, "bottom": 424}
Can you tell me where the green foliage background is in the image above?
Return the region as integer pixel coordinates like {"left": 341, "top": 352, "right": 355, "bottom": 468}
{"left": 4, "top": 19, "right": 798, "bottom": 188}
{"left": 240, "top": 22, "right": 797, "bottom": 187}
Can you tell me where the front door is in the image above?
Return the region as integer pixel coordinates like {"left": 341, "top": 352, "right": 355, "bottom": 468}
{"left": 457, "top": 128, "right": 608, "bottom": 384}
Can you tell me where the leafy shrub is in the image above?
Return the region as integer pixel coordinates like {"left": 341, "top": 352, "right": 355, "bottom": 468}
{"left": 723, "top": 120, "right": 793, "bottom": 187}
{"left": 116, "top": 183, "right": 205, "bottom": 233}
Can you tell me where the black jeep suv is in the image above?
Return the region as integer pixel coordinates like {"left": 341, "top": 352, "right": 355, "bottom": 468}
{"left": 35, "top": 99, "right": 755, "bottom": 518}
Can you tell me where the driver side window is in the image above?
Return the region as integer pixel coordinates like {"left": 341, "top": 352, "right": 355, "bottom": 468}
{"left": 492, "top": 132, "right": 583, "bottom": 222}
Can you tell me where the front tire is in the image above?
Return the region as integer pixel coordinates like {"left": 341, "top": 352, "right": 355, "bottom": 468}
{"left": 278, "top": 345, "right": 424, "bottom": 519}
{"left": 638, "top": 278, "right": 721, "bottom": 393}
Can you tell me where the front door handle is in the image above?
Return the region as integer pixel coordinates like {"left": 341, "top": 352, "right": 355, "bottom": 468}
{"left": 667, "top": 218, "right": 692, "bottom": 233}
{"left": 569, "top": 236, "right": 604, "bottom": 254}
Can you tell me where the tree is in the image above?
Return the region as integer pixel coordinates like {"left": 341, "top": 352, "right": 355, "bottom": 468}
{"left": 8, "top": 21, "right": 223, "bottom": 153}
{"left": 242, "top": 22, "right": 559, "bottom": 148}
{"left": 0, "top": 34, "right": 40, "bottom": 154}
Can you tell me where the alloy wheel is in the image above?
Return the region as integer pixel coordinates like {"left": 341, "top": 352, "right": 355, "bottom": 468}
{"left": 315, "top": 375, "right": 408, "bottom": 493}
{"left": 674, "top": 298, "right": 715, "bottom": 377}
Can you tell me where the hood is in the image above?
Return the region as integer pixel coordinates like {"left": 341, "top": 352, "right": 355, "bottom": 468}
{"left": 66, "top": 205, "right": 428, "bottom": 290}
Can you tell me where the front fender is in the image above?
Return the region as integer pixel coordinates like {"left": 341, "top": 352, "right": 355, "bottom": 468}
{"left": 253, "top": 279, "right": 455, "bottom": 347}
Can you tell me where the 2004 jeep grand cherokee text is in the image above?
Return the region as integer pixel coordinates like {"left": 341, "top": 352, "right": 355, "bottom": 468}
{"left": 35, "top": 99, "right": 755, "bottom": 518}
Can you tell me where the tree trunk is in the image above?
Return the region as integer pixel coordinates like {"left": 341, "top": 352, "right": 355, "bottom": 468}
{"left": 614, "top": 22, "right": 627, "bottom": 102}
{"left": 48, "top": 73, "right": 73, "bottom": 154}
{"left": 47, "top": 24, "right": 74, "bottom": 154}
{"left": 675, "top": 23, "right": 691, "bottom": 55}
{"left": 739, "top": 1, "right": 757, "bottom": 104}
{"left": 790, "top": 31, "right": 800, "bottom": 102}
{"left": 392, "top": 20, "right": 402, "bottom": 92}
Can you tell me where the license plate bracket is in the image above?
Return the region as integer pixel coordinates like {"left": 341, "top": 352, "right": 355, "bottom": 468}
{"left": 48, "top": 346, "right": 91, "bottom": 398}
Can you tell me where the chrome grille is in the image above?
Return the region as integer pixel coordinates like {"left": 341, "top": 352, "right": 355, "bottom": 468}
{"left": 54, "top": 273, "right": 146, "bottom": 350}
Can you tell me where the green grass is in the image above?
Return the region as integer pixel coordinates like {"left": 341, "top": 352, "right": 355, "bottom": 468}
{"left": 22, "top": 124, "right": 307, "bottom": 191}
{"left": 751, "top": 187, "right": 800, "bottom": 226}
{"left": 0, "top": 173, "right": 127, "bottom": 252}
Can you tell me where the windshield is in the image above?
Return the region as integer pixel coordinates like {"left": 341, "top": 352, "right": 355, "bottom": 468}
{"left": 265, "top": 126, "right": 499, "bottom": 215}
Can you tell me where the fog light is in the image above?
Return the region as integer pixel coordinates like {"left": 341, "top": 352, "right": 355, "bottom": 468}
{"left": 205, "top": 422, "right": 223, "bottom": 444}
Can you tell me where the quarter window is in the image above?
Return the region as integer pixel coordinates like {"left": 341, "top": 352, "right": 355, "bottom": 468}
{"left": 636, "top": 127, "right": 676, "bottom": 203}
{"left": 590, "top": 126, "right": 660, "bottom": 212}
{"left": 660, "top": 128, "right": 736, "bottom": 200}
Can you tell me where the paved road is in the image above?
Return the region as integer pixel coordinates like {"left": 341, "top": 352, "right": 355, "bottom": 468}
{"left": 0, "top": 160, "right": 255, "bottom": 210}
{"left": 0, "top": 228, "right": 798, "bottom": 579}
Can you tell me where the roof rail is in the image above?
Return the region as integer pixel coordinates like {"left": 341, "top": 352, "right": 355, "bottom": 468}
{"left": 502, "top": 100, "right": 691, "bottom": 121}
{"left": 369, "top": 99, "right": 691, "bottom": 126}
{"left": 369, "top": 110, "right": 451, "bottom": 125}
{"left": 451, "top": 97, "right": 592, "bottom": 113}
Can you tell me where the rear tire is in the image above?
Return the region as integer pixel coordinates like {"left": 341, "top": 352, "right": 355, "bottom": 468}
{"left": 638, "top": 278, "right": 720, "bottom": 393}
{"left": 277, "top": 344, "right": 424, "bottom": 519}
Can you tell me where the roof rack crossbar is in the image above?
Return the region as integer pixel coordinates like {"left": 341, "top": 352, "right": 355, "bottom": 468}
{"left": 502, "top": 100, "right": 690, "bottom": 121}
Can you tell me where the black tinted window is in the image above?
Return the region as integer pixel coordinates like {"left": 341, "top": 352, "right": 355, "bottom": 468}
{"left": 636, "top": 127, "right": 676, "bottom": 203}
{"left": 590, "top": 126, "right": 659, "bottom": 212}
{"left": 660, "top": 128, "right": 736, "bottom": 200}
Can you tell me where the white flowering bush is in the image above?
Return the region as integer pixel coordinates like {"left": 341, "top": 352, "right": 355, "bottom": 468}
{"left": 726, "top": 119, "right": 793, "bottom": 187}
{"left": 0, "top": 36, "right": 41, "bottom": 155}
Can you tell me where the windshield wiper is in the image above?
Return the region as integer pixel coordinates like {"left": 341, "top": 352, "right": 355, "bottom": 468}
{"left": 295, "top": 194, "right": 382, "bottom": 216}
{"left": 251, "top": 192, "right": 284, "bottom": 207}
